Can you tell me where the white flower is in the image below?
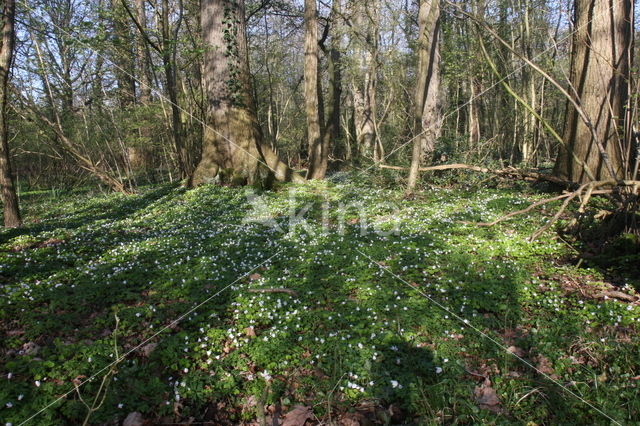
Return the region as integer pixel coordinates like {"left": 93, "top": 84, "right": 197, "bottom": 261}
{"left": 260, "top": 370, "right": 272, "bottom": 381}
{"left": 35, "top": 380, "right": 41, "bottom": 387}
{"left": 6, "top": 402, "right": 13, "bottom": 408}
{"left": 435, "top": 367, "right": 443, "bottom": 374}
{"left": 390, "top": 380, "right": 399, "bottom": 388}
{"left": 183, "top": 368, "right": 189, "bottom": 373}
{"left": 17, "top": 394, "right": 23, "bottom": 401}
{"left": 117, "top": 403, "right": 124, "bottom": 409}
{"left": 7, "top": 373, "right": 12, "bottom": 380}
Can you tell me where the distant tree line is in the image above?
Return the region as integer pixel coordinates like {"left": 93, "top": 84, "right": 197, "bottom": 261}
{"left": 0, "top": 0, "right": 637, "bottom": 227}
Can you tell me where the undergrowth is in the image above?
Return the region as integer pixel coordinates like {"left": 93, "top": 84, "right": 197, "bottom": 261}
{"left": 1, "top": 177, "right": 639, "bottom": 425}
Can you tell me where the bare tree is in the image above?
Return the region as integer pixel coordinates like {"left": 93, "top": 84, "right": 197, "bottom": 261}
{"left": 304, "top": 0, "right": 327, "bottom": 179}
{"left": 407, "top": 0, "right": 441, "bottom": 192}
{"left": 348, "top": 0, "right": 380, "bottom": 162}
{"left": 554, "top": 0, "right": 633, "bottom": 183}
{"left": 321, "top": 0, "right": 343, "bottom": 168}
{"left": 0, "top": 0, "right": 21, "bottom": 227}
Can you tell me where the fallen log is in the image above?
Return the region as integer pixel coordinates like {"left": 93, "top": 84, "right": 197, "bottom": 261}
{"left": 379, "top": 163, "right": 569, "bottom": 185}
{"left": 247, "top": 288, "right": 299, "bottom": 296}
{"left": 475, "top": 180, "right": 639, "bottom": 240}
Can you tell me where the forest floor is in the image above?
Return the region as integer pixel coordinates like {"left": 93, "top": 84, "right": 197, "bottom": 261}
{"left": 1, "top": 173, "right": 639, "bottom": 425}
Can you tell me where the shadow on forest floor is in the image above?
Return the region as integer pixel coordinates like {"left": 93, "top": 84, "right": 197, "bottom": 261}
{"left": 1, "top": 181, "right": 639, "bottom": 425}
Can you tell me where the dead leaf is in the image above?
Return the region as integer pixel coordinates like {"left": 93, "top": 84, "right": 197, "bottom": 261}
{"left": 173, "top": 401, "right": 183, "bottom": 417}
{"left": 533, "top": 355, "right": 557, "bottom": 378}
{"left": 474, "top": 379, "right": 500, "bottom": 412}
{"left": 245, "top": 326, "right": 256, "bottom": 338}
{"left": 281, "top": 405, "right": 313, "bottom": 426}
{"left": 72, "top": 375, "right": 87, "bottom": 386}
{"left": 507, "top": 346, "right": 526, "bottom": 357}
{"left": 19, "top": 342, "right": 41, "bottom": 356}
{"left": 339, "top": 412, "right": 365, "bottom": 426}
{"left": 597, "top": 372, "right": 608, "bottom": 383}
{"left": 122, "top": 412, "right": 144, "bottom": 426}
{"left": 140, "top": 343, "right": 157, "bottom": 357}
{"left": 249, "top": 273, "right": 262, "bottom": 281}
{"left": 244, "top": 395, "right": 257, "bottom": 409}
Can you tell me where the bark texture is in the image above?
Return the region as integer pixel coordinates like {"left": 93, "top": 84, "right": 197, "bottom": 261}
{"left": 304, "top": 0, "right": 327, "bottom": 179}
{"left": 111, "top": 0, "right": 136, "bottom": 107}
{"left": 554, "top": 0, "right": 633, "bottom": 183}
{"left": 322, "top": 0, "right": 342, "bottom": 167}
{"left": 350, "top": 0, "right": 379, "bottom": 161}
{"left": 193, "top": 0, "right": 302, "bottom": 186}
{"left": 407, "top": 0, "right": 441, "bottom": 192}
{"left": 136, "top": 0, "right": 151, "bottom": 104}
{"left": 0, "top": 0, "right": 21, "bottom": 227}
{"left": 161, "top": 0, "right": 189, "bottom": 178}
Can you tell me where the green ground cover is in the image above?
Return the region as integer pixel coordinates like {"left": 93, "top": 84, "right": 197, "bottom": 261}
{"left": 1, "top": 176, "right": 639, "bottom": 425}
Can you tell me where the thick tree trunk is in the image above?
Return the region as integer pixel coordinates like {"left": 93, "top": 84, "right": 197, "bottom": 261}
{"left": 554, "top": 0, "right": 633, "bottom": 183}
{"left": 193, "top": 0, "right": 302, "bottom": 186}
{"left": 350, "top": 0, "right": 378, "bottom": 162}
{"left": 352, "top": 82, "right": 376, "bottom": 159}
{"left": 0, "top": 0, "right": 20, "bottom": 227}
{"left": 323, "top": 0, "right": 342, "bottom": 164}
{"left": 304, "top": 0, "right": 327, "bottom": 179}
{"left": 407, "top": 0, "right": 441, "bottom": 192}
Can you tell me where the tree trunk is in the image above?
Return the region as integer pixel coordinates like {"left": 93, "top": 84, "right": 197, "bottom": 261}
{"left": 468, "top": 76, "right": 481, "bottom": 148}
{"left": 520, "top": 0, "right": 537, "bottom": 166}
{"left": 554, "top": 0, "right": 633, "bottom": 183}
{"left": 111, "top": 0, "right": 136, "bottom": 107}
{"left": 350, "top": 0, "right": 378, "bottom": 161}
{"left": 0, "top": 0, "right": 20, "bottom": 227}
{"left": 136, "top": 0, "right": 151, "bottom": 104}
{"left": 407, "top": 0, "right": 441, "bottom": 192}
{"left": 192, "top": 0, "right": 302, "bottom": 186}
{"left": 323, "top": 0, "right": 343, "bottom": 165}
{"left": 304, "top": 0, "right": 327, "bottom": 179}
{"left": 161, "top": 0, "right": 188, "bottom": 178}
{"left": 128, "top": 0, "right": 152, "bottom": 177}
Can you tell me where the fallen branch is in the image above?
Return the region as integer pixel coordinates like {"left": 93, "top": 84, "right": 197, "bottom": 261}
{"left": 379, "top": 163, "right": 568, "bottom": 185}
{"left": 468, "top": 180, "right": 639, "bottom": 240}
{"left": 596, "top": 291, "right": 638, "bottom": 303}
{"left": 247, "top": 288, "right": 299, "bottom": 296}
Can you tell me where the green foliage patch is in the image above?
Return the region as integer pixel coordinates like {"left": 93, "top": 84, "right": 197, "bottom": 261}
{"left": 1, "top": 179, "right": 639, "bottom": 424}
